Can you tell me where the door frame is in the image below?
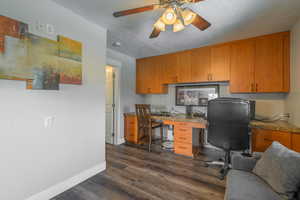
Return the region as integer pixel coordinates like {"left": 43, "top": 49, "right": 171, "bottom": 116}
{"left": 106, "top": 58, "right": 121, "bottom": 145}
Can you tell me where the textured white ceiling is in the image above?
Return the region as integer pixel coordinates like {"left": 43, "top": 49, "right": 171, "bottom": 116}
{"left": 53, "top": 0, "right": 300, "bottom": 58}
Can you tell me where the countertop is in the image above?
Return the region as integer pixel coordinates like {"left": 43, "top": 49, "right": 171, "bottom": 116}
{"left": 250, "top": 120, "right": 300, "bottom": 133}
{"left": 124, "top": 112, "right": 207, "bottom": 123}
{"left": 125, "top": 113, "right": 300, "bottom": 133}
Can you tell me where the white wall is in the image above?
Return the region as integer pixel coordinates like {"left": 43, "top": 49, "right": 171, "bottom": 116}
{"left": 106, "top": 49, "right": 144, "bottom": 144}
{"left": 286, "top": 19, "right": 300, "bottom": 126}
{"left": 145, "top": 83, "right": 287, "bottom": 117}
{"left": 0, "top": 1, "right": 107, "bottom": 200}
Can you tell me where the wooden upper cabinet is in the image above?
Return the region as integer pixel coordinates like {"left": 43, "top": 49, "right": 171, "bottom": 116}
{"left": 136, "top": 31, "right": 290, "bottom": 94}
{"left": 230, "top": 31, "right": 290, "bottom": 93}
{"left": 151, "top": 56, "right": 167, "bottom": 93}
{"left": 162, "top": 53, "right": 179, "bottom": 84}
{"left": 136, "top": 58, "right": 149, "bottom": 94}
{"left": 136, "top": 57, "right": 166, "bottom": 94}
{"left": 283, "top": 33, "right": 291, "bottom": 92}
{"left": 210, "top": 44, "right": 231, "bottom": 81}
{"left": 136, "top": 58, "right": 150, "bottom": 94}
{"left": 176, "top": 50, "right": 192, "bottom": 83}
{"left": 230, "top": 39, "right": 255, "bottom": 93}
{"left": 190, "top": 47, "right": 211, "bottom": 82}
{"left": 255, "top": 32, "right": 289, "bottom": 92}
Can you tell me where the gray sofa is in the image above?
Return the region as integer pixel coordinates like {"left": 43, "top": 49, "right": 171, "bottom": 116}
{"left": 225, "top": 153, "right": 300, "bottom": 200}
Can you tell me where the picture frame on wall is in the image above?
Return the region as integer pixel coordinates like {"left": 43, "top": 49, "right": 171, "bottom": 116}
{"left": 175, "top": 85, "right": 219, "bottom": 106}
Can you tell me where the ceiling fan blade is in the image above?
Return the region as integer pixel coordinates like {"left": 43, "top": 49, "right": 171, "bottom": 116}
{"left": 113, "top": 5, "right": 158, "bottom": 17}
{"left": 192, "top": 14, "right": 211, "bottom": 31}
{"left": 149, "top": 27, "right": 161, "bottom": 39}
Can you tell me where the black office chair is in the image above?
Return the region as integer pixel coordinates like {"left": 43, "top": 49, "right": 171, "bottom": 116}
{"left": 206, "top": 98, "right": 254, "bottom": 179}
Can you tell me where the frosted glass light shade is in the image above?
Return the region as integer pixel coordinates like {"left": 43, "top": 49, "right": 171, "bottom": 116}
{"left": 181, "top": 8, "right": 197, "bottom": 25}
{"left": 154, "top": 18, "right": 166, "bottom": 31}
{"left": 161, "top": 7, "right": 177, "bottom": 25}
{"left": 173, "top": 19, "right": 185, "bottom": 32}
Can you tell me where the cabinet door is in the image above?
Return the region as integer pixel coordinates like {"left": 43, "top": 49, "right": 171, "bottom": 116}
{"left": 162, "top": 53, "right": 179, "bottom": 84}
{"left": 230, "top": 40, "right": 255, "bottom": 93}
{"left": 136, "top": 58, "right": 149, "bottom": 94}
{"left": 124, "top": 115, "right": 138, "bottom": 144}
{"left": 176, "top": 50, "right": 192, "bottom": 83}
{"left": 211, "top": 44, "right": 230, "bottom": 81}
{"left": 252, "top": 129, "right": 292, "bottom": 152}
{"left": 136, "top": 57, "right": 166, "bottom": 94}
{"left": 292, "top": 134, "right": 300, "bottom": 153}
{"left": 283, "top": 33, "right": 290, "bottom": 92}
{"left": 255, "top": 33, "right": 284, "bottom": 92}
{"left": 190, "top": 47, "right": 211, "bottom": 82}
{"left": 151, "top": 56, "right": 167, "bottom": 94}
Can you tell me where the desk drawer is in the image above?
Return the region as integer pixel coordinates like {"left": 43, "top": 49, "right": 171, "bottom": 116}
{"left": 252, "top": 129, "right": 291, "bottom": 152}
{"left": 174, "top": 126, "right": 192, "bottom": 144}
{"left": 174, "top": 141, "right": 193, "bottom": 157}
{"left": 124, "top": 115, "right": 138, "bottom": 144}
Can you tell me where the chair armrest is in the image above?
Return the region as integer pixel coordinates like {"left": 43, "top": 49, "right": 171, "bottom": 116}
{"left": 231, "top": 153, "right": 262, "bottom": 172}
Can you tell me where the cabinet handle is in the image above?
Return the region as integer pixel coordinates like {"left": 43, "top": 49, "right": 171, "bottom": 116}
{"left": 178, "top": 123, "right": 187, "bottom": 126}
{"left": 179, "top": 129, "right": 188, "bottom": 132}
{"left": 174, "top": 76, "right": 178, "bottom": 82}
{"left": 178, "top": 146, "right": 188, "bottom": 150}
{"left": 263, "top": 138, "right": 273, "bottom": 142}
{"left": 251, "top": 83, "right": 255, "bottom": 92}
{"left": 179, "top": 137, "right": 187, "bottom": 140}
{"left": 210, "top": 74, "right": 213, "bottom": 81}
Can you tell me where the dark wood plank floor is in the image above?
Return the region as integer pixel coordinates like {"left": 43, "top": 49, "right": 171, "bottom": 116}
{"left": 52, "top": 144, "right": 226, "bottom": 200}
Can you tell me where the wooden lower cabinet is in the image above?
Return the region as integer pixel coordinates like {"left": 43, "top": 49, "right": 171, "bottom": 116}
{"left": 174, "top": 141, "right": 193, "bottom": 157}
{"left": 252, "top": 128, "right": 300, "bottom": 153}
{"left": 292, "top": 134, "right": 300, "bottom": 152}
{"left": 124, "top": 114, "right": 138, "bottom": 144}
{"left": 174, "top": 125, "right": 193, "bottom": 157}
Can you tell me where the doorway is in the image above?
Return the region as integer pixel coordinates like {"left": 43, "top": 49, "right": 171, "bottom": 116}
{"left": 105, "top": 65, "right": 117, "bottom": 144}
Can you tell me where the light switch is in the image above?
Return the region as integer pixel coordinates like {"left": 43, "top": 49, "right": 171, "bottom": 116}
{"left": 44, "top": 116, "right": 54, "bottom": 128}
{"left": 46, "top": 24, "right": 55, "bottom": 35}
{"left": 36, "top": 21, "right": 45, "bottom": 32}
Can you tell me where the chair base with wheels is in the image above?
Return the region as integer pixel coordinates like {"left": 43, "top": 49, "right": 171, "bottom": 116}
{"left": 204, "top": 150, "right": 233, "bottom": 180}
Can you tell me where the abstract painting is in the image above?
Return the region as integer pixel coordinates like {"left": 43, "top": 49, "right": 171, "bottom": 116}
{"left": 0, "top": 15, "right": 29, "bottom": 80}
{"left": 27, "top": 68, "right": 60, "bottom": 90}
{"left": 0, "top": 15, "right": 82, "bottom": 90}
{"left": 58, "top": 35, "right": 82, "bottom": 84}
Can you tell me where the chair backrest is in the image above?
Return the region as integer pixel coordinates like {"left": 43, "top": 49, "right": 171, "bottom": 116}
{"left": 135, "top": 104, "right": 152, "bottom": 129}
{"left": 207, "top": 98, "right": 253, "bottom": 151}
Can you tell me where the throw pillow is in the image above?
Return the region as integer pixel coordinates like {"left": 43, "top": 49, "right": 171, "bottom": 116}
{"left": 253, "top": 142, "right": 300, "bottom": 199}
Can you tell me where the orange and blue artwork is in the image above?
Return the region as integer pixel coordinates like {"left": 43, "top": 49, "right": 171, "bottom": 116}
{"left": 0, "top": 15, "right": 82, "bottom": 90}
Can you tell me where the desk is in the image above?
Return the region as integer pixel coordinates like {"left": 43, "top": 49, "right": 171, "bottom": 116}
{"left": 124, "top": 113, "right": 300, "bottom": 155}
{"left": 124, "top": 113, "right": 207, "bottom": 157}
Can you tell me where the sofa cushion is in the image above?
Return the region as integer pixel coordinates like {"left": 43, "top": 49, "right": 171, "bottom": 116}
{"left": 253, "top": 142, "right": 300, "bottom": 199}
{"left": 225, "top": 170, "right": 282, "bottom": 200}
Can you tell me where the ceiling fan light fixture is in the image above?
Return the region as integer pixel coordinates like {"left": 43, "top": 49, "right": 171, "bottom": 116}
{"left": 161, "top": 7, "right": 177, "bottom": 25}
{"left": 181, "top": 8, "right": 197, "bottom": 25}
{"left": 154, "top": 18, "right": 166, "bottom": 31}
{"left": 173, "top": 19, "right": 185, "bottom": 32}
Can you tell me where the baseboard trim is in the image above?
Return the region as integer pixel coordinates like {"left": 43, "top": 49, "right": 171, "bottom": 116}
{"left": 26, "top": 162, "right": 106, "bottom": 200}
{"left": 117, "top": 138, "right": 125, "bottom": 145}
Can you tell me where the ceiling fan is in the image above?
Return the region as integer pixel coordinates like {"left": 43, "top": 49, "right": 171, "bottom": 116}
{"left": 113, "top": 0, "right": 211, "bottom": 39}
